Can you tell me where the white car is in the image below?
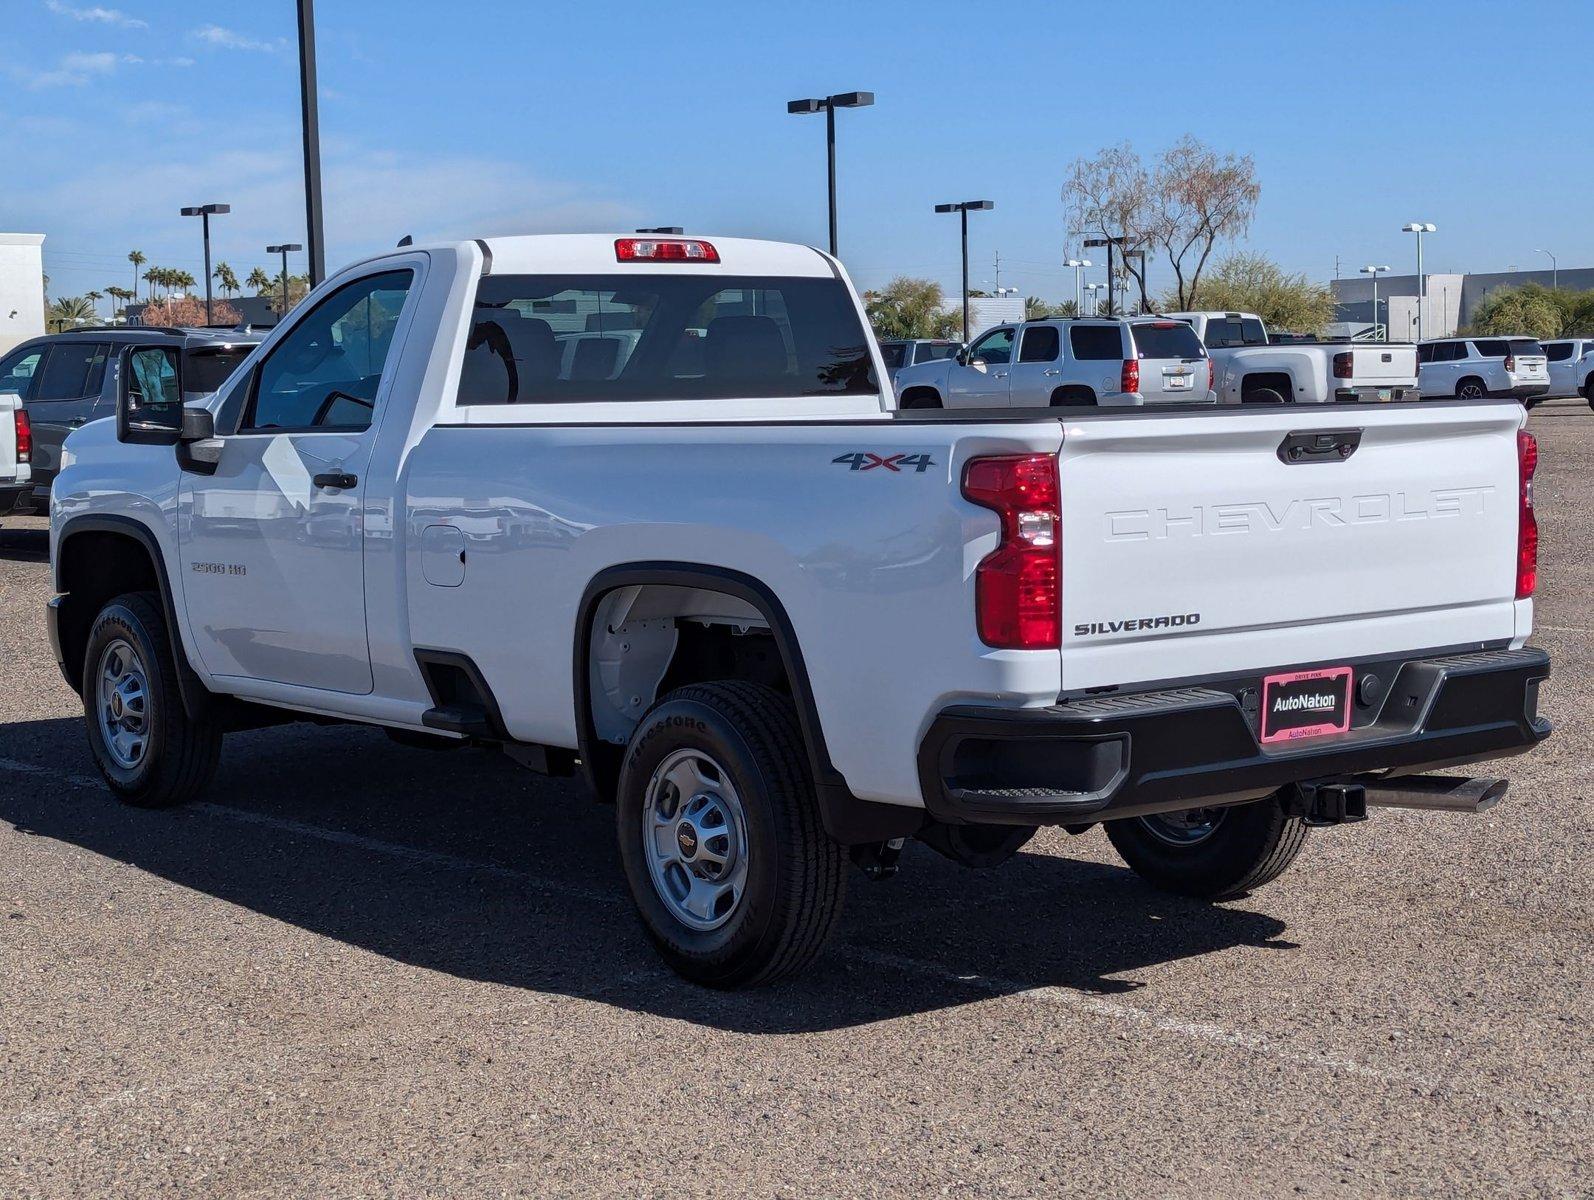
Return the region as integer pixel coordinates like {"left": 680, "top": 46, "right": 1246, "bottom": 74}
{"left": 47, "top": 233, "right": 1553, "bottom": 987}
{"left": 1418, "top": 337, "right": 1550, "bottom": 404}
{"left": 0, "top": 388, "right": 29, "bottom": 513}
{"left": 1167, "top": 311, "right": 1419, "bottom": 404}
{"left": 1540, "top": 338, "right": 1594, "bottom": 400}
{"left": 892, "top": 317, "right": 1217, "bottom": 408}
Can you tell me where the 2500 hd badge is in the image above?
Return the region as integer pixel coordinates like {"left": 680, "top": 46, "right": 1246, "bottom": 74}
{"left": 1074, "top": 612, "right": 1200, "bottom": 636}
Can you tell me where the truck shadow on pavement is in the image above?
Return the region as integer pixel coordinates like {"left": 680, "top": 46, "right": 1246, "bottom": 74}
{"left": 0, "top": 520, "right": 49, "bottom": 563}
{"left": 0, "top": 716, "right": 1295, "bottom": 1034}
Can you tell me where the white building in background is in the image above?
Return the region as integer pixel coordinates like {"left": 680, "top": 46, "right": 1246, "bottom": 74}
{"left": 0, "top": 233, "right": 47, "bottom": 355}
{"left": 962, "top": 295, "right": 1026, "bottom": 337}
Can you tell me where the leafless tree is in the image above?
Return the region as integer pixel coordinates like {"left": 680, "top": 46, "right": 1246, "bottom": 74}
{"left": 1150, "top": 136, "right": 1260, "bottom": 311}
{"left": 1060, "top": 143, "right": 1154, "bottom": 312}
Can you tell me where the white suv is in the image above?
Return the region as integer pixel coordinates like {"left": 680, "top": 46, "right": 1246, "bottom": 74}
{"left": 1540, "top": 338, "right": 1594, "bottom": 400}
{"left": 1418, "top": 337, "right": 1550, "bottom": 404}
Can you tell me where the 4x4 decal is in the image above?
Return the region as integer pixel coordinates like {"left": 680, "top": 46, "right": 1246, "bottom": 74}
{"left": 832, "top": 452, "right": 936, "bottom": 474}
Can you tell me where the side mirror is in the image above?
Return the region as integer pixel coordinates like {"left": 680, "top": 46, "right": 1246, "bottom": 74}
{"left": 117, "top": 345, "right": 185, "bottom": 445}
{"left": 955, "top": 348, "right": 970, "bottom": 366}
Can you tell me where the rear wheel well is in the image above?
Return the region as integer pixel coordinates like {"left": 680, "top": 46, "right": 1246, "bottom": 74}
{"left": 1050, "top": 385, "right": 1097, "bottom": 406}
{"left": 55, "top": 530, "right": 162, "bottom": 694}
{"left": 1240, "top": 372, "right": 1294, "bottom": 402}
{"left": 898, "top": 386, "right": 942, "bottom": 409}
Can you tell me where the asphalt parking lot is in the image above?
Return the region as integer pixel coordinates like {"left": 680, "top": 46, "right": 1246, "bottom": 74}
{"left": 1, "top": 400, "right": 1589, "bottom": 1198}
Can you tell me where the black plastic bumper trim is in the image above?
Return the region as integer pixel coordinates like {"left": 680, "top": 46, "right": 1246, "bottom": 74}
{"left": 919, "top": 648, "right": 1551, "bottom": 826}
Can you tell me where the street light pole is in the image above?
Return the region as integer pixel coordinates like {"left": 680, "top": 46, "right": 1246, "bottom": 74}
{"left": 1402, "top": 222, "right": 1436, "bottom": 342}
{"left": 180, "top": 203, "right": 230, "bottom": 325}
{"left": 1083, "top": 282, "right": 1105, "bottom": 316}
{"left": 1360, "top": 264, "right": 1390, "bottom": 340}
{"left": 296, "top": 0, "right": 326, "bottom": 285}
{"left": 1534, "top": 248, "right": 1557, "bottom": 290}
{"left": 1083, "top": 236, "right": 1135, "bottom": 316}
{"left": 786, "top": 92, "right": 874, "bottom": 258}
{"left": 935, "top": 200, "right": 994, "bottom": 343}
{"left": 1064, "top": 258, "right": 1092, "bottom": 315}
{"left": 266, "top": 243, "right": 303, "bottom": 323}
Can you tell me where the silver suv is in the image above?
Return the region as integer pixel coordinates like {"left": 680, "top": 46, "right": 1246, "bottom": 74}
{"left": 893, "top": 317, "right": 1216, "bottom": 408}
{"left": 1417, "top": 337, "right": 1549, "bottom": 404}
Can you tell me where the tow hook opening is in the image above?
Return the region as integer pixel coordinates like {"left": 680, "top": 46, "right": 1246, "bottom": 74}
{"left": 1282, "top": 781, "right": 1368, "bottom": 827}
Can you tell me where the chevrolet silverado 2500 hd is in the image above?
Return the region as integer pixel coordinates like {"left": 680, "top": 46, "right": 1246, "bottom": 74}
{"left": 1168, "top": 311, "right": 1419, "bottom": 404}
{"left": 48, "top": 235, "right": 1551, "bottom": 987}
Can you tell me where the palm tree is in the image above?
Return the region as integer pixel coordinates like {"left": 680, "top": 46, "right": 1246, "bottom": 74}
{"left": 128, "top": 250, "right": 146, "bottom": 303}
{"left": 105, "top": 285, "right": 133, "bottom": 322}
{"left": 47, "top": 296, "right": 96, "bottom": 333}
{"left": 213, "top": 261, "right": 239, "bottom": 297}
{"left": 246, "top": 267, "right": 273, "bottom": 294}
{"left": 84, "top": 290, "right": 104, "bottom": 321}
{"left": 143, "top": 266, "right": 162, "bottom": 300}
{"left": 173, "top": 270, "right": 197, "bottom": 294}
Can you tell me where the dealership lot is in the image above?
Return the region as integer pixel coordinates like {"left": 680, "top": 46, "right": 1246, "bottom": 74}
{"left": 1, "top": 402, "right": 1589, "bottom": 1197}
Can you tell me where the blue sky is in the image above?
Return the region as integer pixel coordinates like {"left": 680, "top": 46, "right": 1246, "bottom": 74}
{"left": 8, "top": 0, "right": 1593, "bottom": 305}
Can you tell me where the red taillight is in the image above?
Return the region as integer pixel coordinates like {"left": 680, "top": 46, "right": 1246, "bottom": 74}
{"left": 1332, "top": 351, "right": 1353, "bottom": 379}
{"left": 1207, "top": 358, "right": 1215, "bottom": 393}
{"left": 962, "top": 454, "right": 1060, "bottom": 649}
{"left": 1516, "top": 429, "right": 1538, "bottom": 599}
{"left": 13, "top": 409, "right": 29, "bottom": 463}
{"left": 1504, "top": 355, "right": 1516, "bottom": 372}
{"left": 1120, "top": 358, "right": 1140, "bottom": 395}
{"left": 614, "top": 237, "right": 719, "bottom": 263}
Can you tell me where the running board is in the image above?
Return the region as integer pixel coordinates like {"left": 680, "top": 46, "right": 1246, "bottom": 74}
{"left": 1363, "top": 775, "right": 1509, "bottom": 814}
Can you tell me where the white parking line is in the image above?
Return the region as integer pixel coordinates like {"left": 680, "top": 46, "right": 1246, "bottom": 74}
{"left": 0, "top": 752, "right": 1583, "bottom": 1116}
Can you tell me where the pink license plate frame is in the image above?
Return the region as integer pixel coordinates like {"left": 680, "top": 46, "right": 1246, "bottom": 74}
{"left": 1259, "top": 666, "right": 1353, "bottom": 744}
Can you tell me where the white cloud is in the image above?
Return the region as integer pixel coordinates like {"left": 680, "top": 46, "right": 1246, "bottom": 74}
{"left": 44, "top": 1, "right": 148, "bottom": 28}
{"left": 191, "top": 24, "right": 284, "bottom": 53}
{"left": 10, "top": 49, "right": 119, "bottom": 88}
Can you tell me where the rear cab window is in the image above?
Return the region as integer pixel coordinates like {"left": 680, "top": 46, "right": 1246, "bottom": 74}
{"left": 1131, "top": 321, "right": 1205, "bottom": 359}
{"left": 457, "top": 274, "right": 877, "bottom": 403}
{"left": 1543, "top": 341, "right": 1573, "bottom": 362}
{"left": 1202, "top": 317, "right": 1268, "bottom": 348}
{"left": 184, "top": 346, "right": 254, "bottom": 395}
{"left": 912, "top": 342, "right": 960, "bottom": 364}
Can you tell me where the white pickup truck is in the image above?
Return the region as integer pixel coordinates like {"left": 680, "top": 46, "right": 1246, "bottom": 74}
{"left": 48, "top": 235, "right": 1551, "bottom": 987}
{"left": 0, "top": 390, "right": 28, "bottom": 513}
{"left": 1167, "top": 311, "right": 1419, "bottom": 404}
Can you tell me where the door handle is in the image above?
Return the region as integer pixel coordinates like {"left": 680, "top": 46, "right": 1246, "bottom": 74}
{"left": 1043, "top": 369, "right": 1062, "bottom": 377}
{"left": 312, "top": 472, "right": 358, "bottom": 490}
{"left": 994, "top": 371, "right": 1008, "bottom": 379}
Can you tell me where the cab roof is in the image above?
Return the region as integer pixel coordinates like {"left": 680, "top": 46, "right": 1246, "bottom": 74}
{"left": 375, "top": 234, "right": 838, "bottom": 279}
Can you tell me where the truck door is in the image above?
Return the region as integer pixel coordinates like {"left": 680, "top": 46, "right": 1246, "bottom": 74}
{"left": 947, "top": 326, "right": 1015, "bottom": 406}
{"left": 178, "top": 268, "right": 416, "bottom": 694}
{"left": 29, "top": 341, "right": 108, "bottom": 489}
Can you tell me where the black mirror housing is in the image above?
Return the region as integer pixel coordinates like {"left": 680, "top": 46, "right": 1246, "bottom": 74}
{"left": 117, "top": 345, "right": 185, "bottom": 445}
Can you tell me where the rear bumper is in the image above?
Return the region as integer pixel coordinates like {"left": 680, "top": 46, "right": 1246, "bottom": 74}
{"left": 918, "top": 647, "right": 1551, "bottom": 826}
{"left": 1502, "top": 383, "right": 1549, "bottom": 400}
{"left": 1334, "top": 384, "right": 1413, "bottom": 402}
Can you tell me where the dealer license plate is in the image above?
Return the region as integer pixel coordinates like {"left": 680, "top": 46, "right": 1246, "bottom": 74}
{"left": 1260, "top": 667, "right": 1353, "bottom": 744}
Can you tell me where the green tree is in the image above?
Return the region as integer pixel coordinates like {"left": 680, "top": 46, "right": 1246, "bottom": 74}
{"left": 172, "top": 269, "right": 197, "bottom": 293}
{"left": 143, "top": 266, "right": 163, "bottom": 299}
{"left": 213, "top": 262, "right": 239, "bottom": 297}
{"left": 128, "top": 249, "right": 146, "bottom": 302}
{"left": 1166, "top": 252, "right": 1335, "bottom": 334}
{"left": 865, "top": 276, "right": 963, "bottom": 340}
{"left": 1026, "top": 296, "right": 1078, "bottom": 319}
{"left": 1463, "top": 282, "right": 1594, "bottom": 339}
{"left": 84, "top": 290, "right": 103, "bottom": 320}
{"left": 245, "top": 266, "right": 273, "bottom": 293}
{"left": 46, "top": 295, "right": 96, "bottom": 332}
{"left": 105, "top": 285, "right": 133, "bottom": 320}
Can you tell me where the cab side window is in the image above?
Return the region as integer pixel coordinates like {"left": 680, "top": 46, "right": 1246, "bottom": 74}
{"left": 244, "top": 270, "right": 413, "bottom": 432}
{"left": 34, "top": 343, "right": 109, "bottom": 400}
{"left": 1018, "top": 326, "right": 1060, "bottom": 363}
{"left": 968, "top": 328, "right": 1014, "bottom": 365}
{"left": 0, "top": 348, "right": 44, "bottom": 397}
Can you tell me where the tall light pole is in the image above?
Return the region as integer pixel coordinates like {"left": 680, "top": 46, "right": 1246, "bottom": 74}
{"left": 1360, "top": 264, "right": 1390, "bottom": 340}
{"left": 1083, "top": 282, "right": 1105, "bottom": 316}
{"left": 934, "top": 200, "right": 994, "bottom": 343}
{"left": 1064, "top": 258, "right": 1092, "bottom": 314}
{"left": 786, "top": 91, "right": 874, "bottom": 258}
{"left": 1534, "top": 248, "right": 1557, "bottom": 290}
{"left": 1402, "top": 222, "right": 1436, "bottom": 342}
{"left": 1083, "top": 235, "right": 1139, "bottom": 315}
{"left": 266, "top": 243, "right": 303, "bottom": 322}
{"left": 179, "top": 203, "right": 230, "bottom": 325}
{"left": 296, "top": 0, "right": 326, "bottom": 285}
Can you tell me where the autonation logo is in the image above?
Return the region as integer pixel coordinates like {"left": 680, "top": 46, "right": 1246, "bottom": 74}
{"left": 1272, "top": 692, "right": 1338, "bottom": 714}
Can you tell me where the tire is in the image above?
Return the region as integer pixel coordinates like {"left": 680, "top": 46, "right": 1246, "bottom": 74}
{"left": 82, "top": 592, "right": 221, "bottom": 808}
{"left": 616, "top": 681, "right": 846, "bottom": 988}
{"left": 1105, "top": 797, "right": 1307, "bottom": 901}
{"left": 1243, "top": 386, "right": 1287, "bottom": 405}
{"left": 1456, "top": 377, "right": 1487, "bottom": 400}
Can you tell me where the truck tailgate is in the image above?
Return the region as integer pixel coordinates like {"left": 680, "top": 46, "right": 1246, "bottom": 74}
{"left": 1347, "top": 344, "right": 1417, "bottom": 386}
{"left": 1058, "top": 403, "right": 1525, "bottom": 691}
{"left": 0, "top": 393, "right": 18, "bottom": 484}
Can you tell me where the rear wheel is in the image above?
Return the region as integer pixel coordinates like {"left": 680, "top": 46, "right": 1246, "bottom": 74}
{"left": 82, "top": 592, "right": 221, "bottom": 808}
{"left": 1106, "top": 797, "right": 1307, "bottom": 900}
{"left": 616, "top": 681, "right": 846, "bottom": 987}
{"left": 899, "top": 388, "right": 943, "bottom": 410}
{"left": 1242, "top": 386, "right": 1287, "bottom": 404}
{"left": 1456, "top": 376, "right": 1487, "bottom": 400}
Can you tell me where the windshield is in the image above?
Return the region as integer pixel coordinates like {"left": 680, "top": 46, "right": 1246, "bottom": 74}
{"left": 1132, "top": 322, "right": 1206, "bottom": 359}
{"left": 183, "top": 347, "right": 253, "bottom": 395}
{"left": 459, "top": 274, "right": 878, "bottom": 403}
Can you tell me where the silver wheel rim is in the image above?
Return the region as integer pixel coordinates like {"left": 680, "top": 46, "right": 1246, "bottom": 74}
{"left": 642, "top": 749, "right": 749, "bottom": 932}
{"left": 1139, "top": 806, "right": 1226, "bottom": 847}
{"left": 96, "top": 637, "right": 150, "bottom": 770}
{"left": 1460, "top": 383, "right": 1483, "bottom": 398}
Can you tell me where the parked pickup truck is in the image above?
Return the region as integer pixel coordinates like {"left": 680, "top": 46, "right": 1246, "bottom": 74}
{"left": 0, "top": 389, "right": 29, "bottom": 513}
{"left": 1166, "top": 310, "right": 1419, "bottom": 404}
{"left": 49, "top": 234, "right": 1552, "bottom": 988}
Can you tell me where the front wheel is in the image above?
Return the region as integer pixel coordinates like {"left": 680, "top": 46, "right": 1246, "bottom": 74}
{"left": 1105, "top": 797, "right": 1307, "bottom": 900}
{"left": 616, "top": 681, "right": 846, "bottom": 988}
{"left": 82, "top": 592, "right": 221, "bottom": 808}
